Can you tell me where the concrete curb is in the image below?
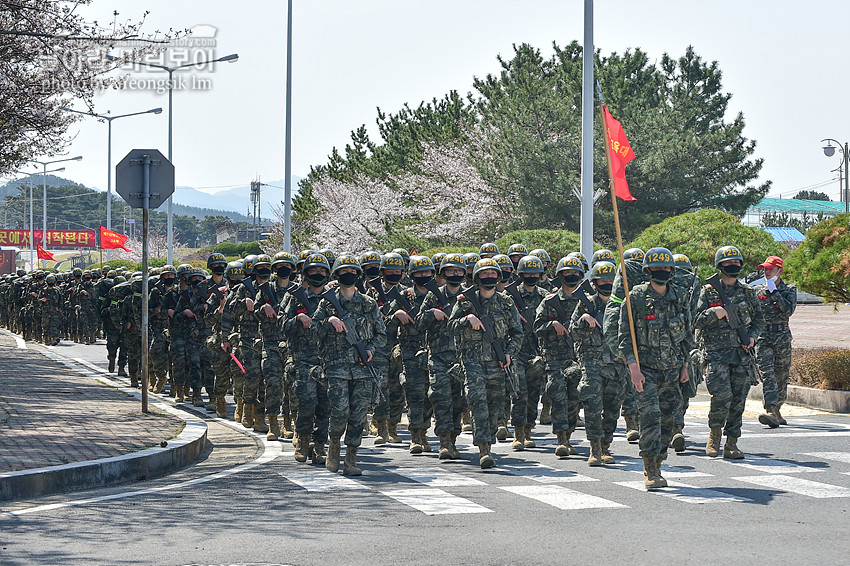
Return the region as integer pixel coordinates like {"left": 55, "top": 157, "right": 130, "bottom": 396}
{"left": 697, "top": 382, "right": 850, "bottom": 414}
{"left": 0, "top": 351, "right": 207, "bottom": 502}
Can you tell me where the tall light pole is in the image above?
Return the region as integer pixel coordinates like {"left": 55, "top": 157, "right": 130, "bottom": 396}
{"left": 284, "top": 0, "right": 293, "bottom": 252}
{"left": 31, "top": 156, "right": 82, "bottom": 267}
{"left": 62, "top": 107, "right": 162, "bottom": 259}
{"left": 822, "top": 138, "right": 849, "bottom": 213}
{"left": 12, "top": 167, "right": 64, "bottom": 269}
{"left": 579, "top": 0, "right": 594, "bottom": 261}
{"left": 108, "top": 52, "right": 239, "bottom": 264}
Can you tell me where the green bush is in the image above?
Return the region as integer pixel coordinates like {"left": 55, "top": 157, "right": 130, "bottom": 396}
{"left": 628, "top": 209, "right": 788, "bottom": 277}
{"left": 212, "top": 241, "right": 263, "bottom": 257}
{"left": 785, "top": 213, "right": 850, "bottom": 303}
{"left": 87, "top": 259, "right": 136, "bottom": 271}
{"left": 496, "top": 229, "right": 591, "bottom": 262}
{"left": 791, "top": 348, "right": 850, "bottom": 391}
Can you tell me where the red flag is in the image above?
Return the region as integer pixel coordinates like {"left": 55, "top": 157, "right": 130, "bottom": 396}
{"left": 36, "top": 244, "right": 54, "bottom": 261}
{"left": 602, "top": 105, "right": 637, "bottom": 201}
{"left": 100, "top": 226, "right": 132, "bottom": 252}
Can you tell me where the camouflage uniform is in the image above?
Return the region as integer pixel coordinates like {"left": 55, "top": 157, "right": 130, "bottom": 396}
{"left": 107, "top": 280, "right": 132, "bottom": 373}
{"left": 255, "top": 280, "right": 288, "bottom": 420}
{"left": 449, "top": 290, "right": 523, "bottom": 446}
{"left": 75, "top": 279, "right": 99, "bottom": 343}
{"left": 313, "top": 288, "right": 386, "bottom": 448}
{"left": 695, "top": 279, "right": 764, "bottom": 439}
{"left": 511, "top": 284, "right": 547, "bottom": 432}
{"left": 121, "top": 284, "right": 144, "bottom": 383}
{"left": 170, "top": 285, "right": 202, "bottom": 395}
{"left": 39, "top": 283, "right": 64, "bottom": 345}
{"left": 204, "top": 282, "right": 235, "bottom": 403}
{"left": 618, "top": 281, "right": 690, "bottom": 460}
{"left": 222, "top": 281, "right": 263, "bottom": 415}
{"left": 754, "top": 279, "right": 796, "bottom": 410}
{"left": 148, "top": 281, "right": 174, "bottom": 387}
{"left": 672, "top": 269, "right": 702, "bottom": 428}
{"left": 366, "top": 280, "right": 405, "bottom": 429}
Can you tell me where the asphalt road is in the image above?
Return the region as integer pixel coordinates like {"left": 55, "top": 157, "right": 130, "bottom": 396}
{"left": 2, "top": 340, "right": 850, "bottom": 566}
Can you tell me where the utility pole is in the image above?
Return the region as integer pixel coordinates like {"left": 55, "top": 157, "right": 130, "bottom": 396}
{"left": 250, "top": 180, "right": 261, "bottom": 241}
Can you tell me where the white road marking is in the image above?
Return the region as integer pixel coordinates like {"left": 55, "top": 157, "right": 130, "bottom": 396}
{"left": 389, "top": 467, "right": 486, "bottom": 487}
{"left": 501, "top": 485, "right": 626, "bottom": 509}
{"left": 279, "top": 470, "right": 370, "bottom": 491}
{"left": 615, "top": 480, "right": 752, "bottom": 503}
{"left": 802, "top": 452, "right": 850, "bottom": 464}
{"left": 1, "top": 328, "right": 27, "bottom": 349}
{"left": 733, "top": 475, "right": 850, "bottom": 498}
{"left": 611, "top": 459, "right": 712, "bottom": 478}
{"left": 711, "top": 454, "right": 822, "bottom": 474}
{"left": 502, "top": 463, "right": 597, "bottom": 483}
{"left": 380, "top": 488, "right": 492, "bottom": 515}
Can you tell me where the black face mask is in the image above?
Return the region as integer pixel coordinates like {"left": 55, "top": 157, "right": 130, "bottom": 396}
{"left": 501, "top": 271, "right": 513, "bottom": 283}
{"left": 721, "top": 264, "right": 742, "bottom": 277}
{"left": 384, "top": 273, "right": 403, "bottom": 285}
{"left": 48, "top": 283, "right": 54, "bottom": 287}
{"left": 256, "top": 269, "right": 272, "bottom": 280}
{"left": 337, "top": 272, "right": 359, "bottom": 287}
{"left": 648, "top": 269, "right": 672, "bottom": 285}
{"left": 478, "top": 276, "right": 499, "bottom": 290}
{"left": 190, "top": 279, "right": 202, "bottom": 287}
{"left": 595, "top": 282, "right": 613, "bottom": 296}
{"left": 561, "top": 273, "right": 582, "bottom": 287}
{"left": 161, "top": 278, "right": 175, "bottom": 287}
{"left": 522, "top": 276, "right": 539, "bottom": 287}
{"left": 276, "top": 266, "right": 292, "bottom": 280}
{"left": 412, "top": 274, "right": 432, "bottom": 288}
{"left": 364, "top": 266, "right": 380, "bottom": 279}
{"left": 211, "top": 265, "right": 226, "bottom": 276}
{"left": 228, "top": 279, "right": 242, "bottom": 287}
{"left": 306, "top": 272, "right": 328, "bottom": 287}
{"left": 445, "top": 274, "right": 465, "bottom": 286}
{"left": 82, "top": 278, "right": 91, "bottom": 283}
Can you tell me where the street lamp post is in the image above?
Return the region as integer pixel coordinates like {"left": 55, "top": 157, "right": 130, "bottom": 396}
{"left": 108, "top": 52, "right": 239, "bottom": 264}
{"left": 30, "top": 157, "right": 82, "bottom": 267}
{"left": 284, "top": 0, "right": 293, "bottom": 252}
{"left": 822, "top": 138, "right": 849, "bottom": 214}
{"left": 62, "top": 107, "right": 162, "bottom": 259}
{"left": 12, "top": 167, "right": 65, "bottom": 269}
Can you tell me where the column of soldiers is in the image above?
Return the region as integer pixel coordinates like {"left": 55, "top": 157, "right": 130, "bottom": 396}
{"left": 0, "top": 243, "right": 797, "bottom": 489}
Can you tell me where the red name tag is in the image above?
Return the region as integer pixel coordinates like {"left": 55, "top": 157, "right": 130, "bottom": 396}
{"left": 548, "top": 316, "right": 558, "bottom": 321}
{"left": 296, "top": 308, "right": 307, "bottom": 314}
{"left": 758, "top": 295, "right": 767, "bottom": 300}
{"left": 709, "top": 302, "right": 722, "bottom": 307}
{"left": 645, "top": 314, "right": 656, "bottom": 320}
{"left": 437, "top": 306, "right": 443, "bottom": 311}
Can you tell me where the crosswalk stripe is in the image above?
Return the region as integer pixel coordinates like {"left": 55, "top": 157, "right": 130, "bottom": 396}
{"left": 279, "top": 471, "right": 370, "bottom": 492}
{"left": 802, "top": 452, "right": 850, "bottom": 464}
{"left": 611, "top": 459, "right": 712, "bottom": 478}
{"left": 380, "top": 488, "right": 492, "bottom": 515}
{"left": 615, "top": 480, "right": 752, "bottom": 504}
{"left": 390, "top": 467, "right": 486, "bottom": 487}
{"left": 502, "top": 463, "right": 597, "bottom": 483}
{"left": 711, "top": 455, "right": 822, "bottom": 474}
{"left": 733, "top": 475, "right": 850, "bottom": 498}
{"left": 500, "top": 485, "right": 627, "bottom": 510}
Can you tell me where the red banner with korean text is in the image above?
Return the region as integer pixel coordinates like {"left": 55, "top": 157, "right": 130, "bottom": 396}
{"left": 0, "top": 229, "right": 97, "bottom": 248}
{"left": 99, "top": 226, "right": 132, "bottom": 252}
{"left": 602, "top": 105, "right": 637, "bottom": 201}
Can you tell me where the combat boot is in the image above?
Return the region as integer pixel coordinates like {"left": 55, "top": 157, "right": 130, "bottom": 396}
{"left": 387, "top": 421, "right": 402, "bottom": 443}
{"left": 343, "top": 446, "right": 362, "bottom": 476}
{"left": 706, "top": 427, "right": 722, "bottom": 457}
{"left": 311, "top": 441, "right": 326, "bottom": 465}
{"left": 374, "top": 419, "right": 389, "bottom": 445}
{"left": 564, "top": 430, "right": 578, "bottom": 455}
{"left": 117, "top": 365, "right": 127, "bottom": 377}
{"left": 642, "top": 455, "right": 663, "bottom": 490}
{"left": 267, "top": 414, "right": 281, "bottom": 441}
{"left": 253, "top": 409, "right": 269, "bottom": 434}
{"left": 215, "top": 397, "right": 227, "bottom": 419}
{"left": 496, "top": 420, "right": 508, "bottom": 441}
{"left": 192, "top": 388, "right": 205, "bottom": 407}
{"left": 205, "top": 395, "right": 217, "bottom": 413}
{"left": 326, "top": 438, "right": 341, "bottom": 473}
{"left": 409, "top": 429, "right": 424, "bottom": 454}
{"left": 625, "top": 415, "right": 640, "bottom": 442}
{"left": 282, "top": 414, "right": 294, "bottom": 439}
{"left": 587, "top": 439, "right": 603, "bottom": 467}
{"left": 723, "top": 435, "right": 745, "bottom": 459}
{"left": 555, "top": 430, "right": 570, "bottom": 457}
{"left": 655, "top": 455, "right": 668, "bottom": 487}
{"left": 130, "top": 374, "right": 139, "bottom": 388}
{"left": 241, "top": 402, "right": 254, "bottom": 429}
{"left": 540, "top": 403, "right": 552, "bottom": 425}
{"left": 461, "top": 409, "right": 473, "bottom": 432}
{"left": 108, "top": 358, "right": 115, "bottom": 373}
{"left": 512, "top": 425, "right": 525, "bottom": 451}
{"left": 438, "top": 433, "right": 453, "bottom": 460}
{"left": 523, "top": 424, "right": 536, "bottom": 449}
{"left": 774, "top": 405, "right": 787, "bottom": 426}
{"left": 478, "top": 443, "right": 495, "bottom": 469}
{"left": 670, "top": 424, "right": 686, "bottom": 452}
{"left": 175, "top": 384, "right": 186, "bottom": 403}
{"left": 600, "top": 441, "right": 616, "bottom": 465}
{"left": 153, "top": 376, "right": 167, "bottom": 394}
{"left": 369, "top": 416, "right": 379, "bottom": 436}
{"left": 449, "top": 432, "right": 462, "bottom": 459}
{"left": 759, "top": 406, "right": 780, "bottom": 428}
{"left": 234, "top": 399, "right": 244, "bottom": 424}
{"left": 420, "top": 429, "right": 432, "bottom": 452}
{"left": 295, "top": 432, "right": 312, "bottom": 463}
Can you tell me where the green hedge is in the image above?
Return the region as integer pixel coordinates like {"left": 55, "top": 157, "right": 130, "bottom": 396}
{"left": 211, "top": 241, "right": 263, "bottom": 257}
{"left": 496, "top": 229, "right": 590, "bottom": 262}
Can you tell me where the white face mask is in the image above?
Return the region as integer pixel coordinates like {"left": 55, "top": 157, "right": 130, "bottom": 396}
{"left": 768, "top": 275, "right": 778, "bottom": 283}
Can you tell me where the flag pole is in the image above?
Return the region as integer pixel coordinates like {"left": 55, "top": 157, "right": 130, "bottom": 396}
{"left": 597, "top": 90, "right": 640, "bottom": 367}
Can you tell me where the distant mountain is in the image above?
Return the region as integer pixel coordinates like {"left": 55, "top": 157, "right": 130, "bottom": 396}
{"left": 172, "top": 177, "right": 301, "bottom": 222}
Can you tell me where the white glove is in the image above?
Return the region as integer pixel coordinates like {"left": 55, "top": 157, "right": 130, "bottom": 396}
{"left": 766, "top": 277, "right": 777, "bottom": 292}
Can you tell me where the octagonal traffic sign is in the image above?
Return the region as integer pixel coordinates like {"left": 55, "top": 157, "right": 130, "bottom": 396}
{"left": 115, "top": 149, "right": 174, "bottom": 209}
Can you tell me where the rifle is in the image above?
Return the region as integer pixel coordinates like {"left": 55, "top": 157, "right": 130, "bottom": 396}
{"left": 257, "top": 280, "right": 280, "bottom": 313}
{"left": 704, "top": 273, "right": 762, "bottom": 381}
{"left": 367, "top": 277, "right": 391, "bottom": 315}
{"left": 424, "top": 278, "right": 450, "bottom": 310}
{"left": 460, "top": 286, "right": 521, "bottom": 400}
{"left": 284, "top": 282, "right": 315, "bottom": 317}
{"left": 572, "top": 280, "right": 603, "bottom": 326}
{"left": 504, "top": 280, "right": 532, "bottom": 332}
{"left": 385, "top": 285, "right": 420, "bottom": 319}
{"left": 320, "top": 288, "right": 386, "bottom": 402}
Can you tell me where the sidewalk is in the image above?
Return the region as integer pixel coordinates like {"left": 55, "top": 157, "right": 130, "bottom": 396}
{"left": 0, "top": 332, "right": 206, "bottom": 501}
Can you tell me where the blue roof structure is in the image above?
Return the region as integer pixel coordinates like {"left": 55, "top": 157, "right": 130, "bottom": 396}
{"left": 761, "top": 227, "right": 806, "bottom": 243}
